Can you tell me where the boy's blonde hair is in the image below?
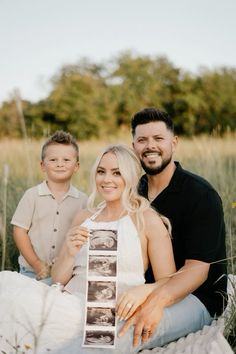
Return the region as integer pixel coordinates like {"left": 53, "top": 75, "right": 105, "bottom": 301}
{"left": 41, "top": 130, "right": 79, "bottom": 161}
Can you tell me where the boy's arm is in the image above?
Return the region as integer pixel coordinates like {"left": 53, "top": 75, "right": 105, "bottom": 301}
{"left": 13, "top": 225, "right": 49, "bottom": 278}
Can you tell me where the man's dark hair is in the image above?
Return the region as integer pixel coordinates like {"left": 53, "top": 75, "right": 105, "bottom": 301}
{"left": 131, "top": 107, "right": 174, "bottom": 136}
{"left": 41, "top": 130, "right": 79, "bottom": 161}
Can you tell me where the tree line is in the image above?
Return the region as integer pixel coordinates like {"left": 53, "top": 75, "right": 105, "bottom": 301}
{"left": 1, "top": 52, "right": 236, "bottom": 140}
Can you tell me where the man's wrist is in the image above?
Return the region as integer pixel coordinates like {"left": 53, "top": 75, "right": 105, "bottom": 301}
{"left": 149, "top": 284, "right": 173, "bottom": 308}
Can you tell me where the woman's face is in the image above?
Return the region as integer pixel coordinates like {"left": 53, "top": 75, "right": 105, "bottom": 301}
{"left": 95, "top": 152, "right": 125, "bottom": 203}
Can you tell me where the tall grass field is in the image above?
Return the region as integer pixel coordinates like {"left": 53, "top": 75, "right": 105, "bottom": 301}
{"left": 0, "top": 134, "right": 235, "bottom": 349}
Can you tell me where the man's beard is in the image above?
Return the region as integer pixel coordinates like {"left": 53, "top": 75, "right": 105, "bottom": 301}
{"left": 140, "top": 156, "right": 172, "bottom": 175}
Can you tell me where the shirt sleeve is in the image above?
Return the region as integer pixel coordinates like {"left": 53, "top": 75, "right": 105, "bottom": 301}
{"left": 11, "top": 189, "right": 36, "bottom": 230}
{"left": 184, "top": 189, "right": 225, "bottom": 263}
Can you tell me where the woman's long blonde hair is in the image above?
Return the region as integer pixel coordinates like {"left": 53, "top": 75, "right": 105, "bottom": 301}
{"left": 87, "top": 144, "right": 171, "bottom": 235}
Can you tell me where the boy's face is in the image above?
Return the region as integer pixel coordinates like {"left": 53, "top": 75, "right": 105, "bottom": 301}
{"left": 41, "top": 144, "right": 79, "bottom": 183}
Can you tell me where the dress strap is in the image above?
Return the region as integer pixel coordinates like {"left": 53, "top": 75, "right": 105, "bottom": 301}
{"left": 89, "top": 205, "right": 105, "bottom": 221}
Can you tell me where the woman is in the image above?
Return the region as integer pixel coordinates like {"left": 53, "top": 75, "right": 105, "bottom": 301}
{"left": 0, "top": 144, "right": 175, "bottom": 354}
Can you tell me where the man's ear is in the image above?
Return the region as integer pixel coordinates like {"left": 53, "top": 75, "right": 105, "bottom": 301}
{"left": 172, "top": 135, "right": 178, "bottom": 152}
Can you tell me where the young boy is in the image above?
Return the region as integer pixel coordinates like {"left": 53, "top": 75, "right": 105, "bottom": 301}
{"left": 11, "top": 130, "right": 88, "bottom": 285}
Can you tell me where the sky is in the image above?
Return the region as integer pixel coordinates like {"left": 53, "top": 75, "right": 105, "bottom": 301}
{"left": 0, "top": 0, "right": 236, "bottom": 104}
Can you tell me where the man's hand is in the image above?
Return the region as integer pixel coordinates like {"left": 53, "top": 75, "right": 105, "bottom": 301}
{"left": 118, "top": 259, "right": 210, "bottom": 347}
{"left": 118, "top": 297, "right": 164, "bottom": 347}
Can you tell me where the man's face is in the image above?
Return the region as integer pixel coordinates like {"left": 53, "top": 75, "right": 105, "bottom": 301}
{"left": 133, "top": 121, "right": 177, "bottom": 175}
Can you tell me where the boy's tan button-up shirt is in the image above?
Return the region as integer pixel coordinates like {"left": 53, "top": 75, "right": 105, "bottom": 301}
{"left": 11, "top": 181, "right": 88, "bottom": 270}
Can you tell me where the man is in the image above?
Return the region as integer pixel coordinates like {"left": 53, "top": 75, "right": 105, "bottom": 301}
{"left": 119, "top": 107, "right": 227, "bottom": 349}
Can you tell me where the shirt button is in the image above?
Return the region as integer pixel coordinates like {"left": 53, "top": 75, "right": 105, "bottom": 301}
{"left": 52, "top": 245, "right": 55, "bottom": 249}
{"left": 54, "top": 229, "right": 57, "bottom": 232}
{"left": 56, "top": 211, "right": 59, "bottom": 215}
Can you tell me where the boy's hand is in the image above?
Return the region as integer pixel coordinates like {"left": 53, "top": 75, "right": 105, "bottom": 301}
{"left": 33, "top": 259, "right": 51, "bottom": 280}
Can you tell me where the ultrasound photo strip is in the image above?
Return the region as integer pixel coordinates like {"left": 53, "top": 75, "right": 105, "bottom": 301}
{"left": 89, "top": 229, "right": 118, "bottom": 251}
{"left": 88, "top": 255, "right": 117, "bottom": 277}
{"left": 82, "top": 229, "right": 118, "bottom": 349}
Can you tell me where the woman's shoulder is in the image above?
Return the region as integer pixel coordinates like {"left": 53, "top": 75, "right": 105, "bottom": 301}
{"left": 71, "top": 209, "right": 93, "bottom": 226}
{"left": 143, "top": 208, "right": 168, "bottom": 231}
{"left": 129, "top": 207, "right": 161, "bottom": 224}
{"left": 143, "top": 207, "right": 161, "bottom": 220}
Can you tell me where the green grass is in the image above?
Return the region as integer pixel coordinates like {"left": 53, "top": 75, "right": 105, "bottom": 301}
{"left": 0, "top": 134, "right": 235, "bottom": 271}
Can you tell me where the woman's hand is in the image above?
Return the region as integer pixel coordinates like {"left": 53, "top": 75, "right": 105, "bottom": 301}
{"left": 66, "top": 226, "right": 90, "bottom": 257}
{"left": 116, "top": 283, "right": 156, "bottom": 321}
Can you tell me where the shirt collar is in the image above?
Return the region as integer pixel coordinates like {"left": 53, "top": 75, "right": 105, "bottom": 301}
{"left": 167, "top": 161, "right": 184, "bottom": 191}
{"left": 38, "top": 181, "right": 52, "bottom": 196}
{"left": 37, "top": 181, "right": 80, "bottom": 198}
{"left": 139, "top": 161, "right": 184, "bottom": 196}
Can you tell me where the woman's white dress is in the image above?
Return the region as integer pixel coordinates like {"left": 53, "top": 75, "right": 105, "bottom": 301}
{"left": 0, "top": 214, "right": 146, "bottom": 354}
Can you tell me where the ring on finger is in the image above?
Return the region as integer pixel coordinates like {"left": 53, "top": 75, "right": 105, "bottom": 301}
{"left": 142, "top": 327, "right": 151, "bottom": 335}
